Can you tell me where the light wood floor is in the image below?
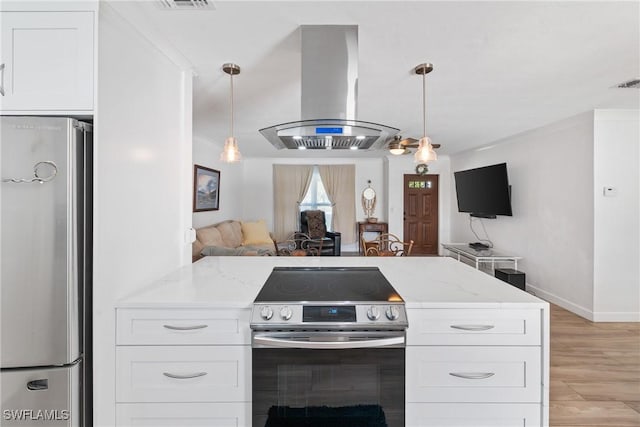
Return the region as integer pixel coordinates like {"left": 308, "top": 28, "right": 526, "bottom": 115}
{"left": 550, "top": 304, "right": 640, "bottom": 426}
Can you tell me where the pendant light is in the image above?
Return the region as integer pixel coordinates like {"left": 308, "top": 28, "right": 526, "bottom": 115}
{"left": 220, "top": 63, "right": 242, "bottom": 163}
{"left": 413, "top": 63, "right": 437, "bottom": 163}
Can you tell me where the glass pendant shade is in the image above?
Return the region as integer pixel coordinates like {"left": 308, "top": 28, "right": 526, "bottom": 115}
{"left": 220, "top": 63, "right": 241, "bottom": 163}
{"left": 414, "top": 136, "right": 437, "bottom": 163}
{"left": 413, "top": 62, "right": 437, "bottom": 164}
{"left": 220, "top": 136, "right": 241, "bottom": 163}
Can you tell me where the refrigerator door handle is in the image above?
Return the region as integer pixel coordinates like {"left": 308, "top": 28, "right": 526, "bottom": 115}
{"left": 0, "top": 63, "right": 5, "bottom": 96}
{"left": 26, "top": 379, "right": 49, "bottom": 391}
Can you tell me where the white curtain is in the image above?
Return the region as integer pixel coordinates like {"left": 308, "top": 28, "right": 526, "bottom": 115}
{"left": 318, "top": 164, "right": 356, "bottom": 244}
{"left": 273, "top": 165, "right": 313, "bottom": 241}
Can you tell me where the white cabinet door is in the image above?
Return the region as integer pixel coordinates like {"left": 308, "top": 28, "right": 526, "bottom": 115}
{"left": 116, "top": 346, "right": 251, "bottom": 403}
{"left": 0, "top": 11, "right": 94, "bottom": 112}
{"left": 406, "top": 346, "right": 541, "bottom": 403}
{"left": 406, "top": 403, "right": 541, "bottom": 427}
{"left": 116, "top": 402, "right": 250, "bottom": 427}
{"left": 116, "top": 308, "right": 251, "bottom": 346}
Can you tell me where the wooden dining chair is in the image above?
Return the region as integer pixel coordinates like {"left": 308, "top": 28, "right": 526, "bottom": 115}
{"left": 362, "top": 236, "right": 380, "bottom": 257}
{"left": 275, "top": 232, "right": 323, "bottom": 256}
{"left": 363, "top": 233, "right": 413, "bottom": 256}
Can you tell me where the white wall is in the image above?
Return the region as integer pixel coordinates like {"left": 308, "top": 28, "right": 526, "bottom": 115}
{"left": 192, "top": 136, "right": 244, "bottom": 228}
{"left": 450, "top": 112, "right": 596, "bottom": 317}
{"left": 385, "top": 155, "right": 452, "bottom": 253}
{"left": 593, "top": 110, "right": 640, "bottom": 321}
{"left": 240, "top": 157, "right": 385, "bottom": 251}
{"left": 93, "top": 5, "right": 192, "bottom": 426}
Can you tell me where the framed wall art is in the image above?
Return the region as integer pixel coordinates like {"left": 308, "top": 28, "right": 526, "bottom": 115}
{"left": 193, "top": 164, "right": 220, "bottom": 212}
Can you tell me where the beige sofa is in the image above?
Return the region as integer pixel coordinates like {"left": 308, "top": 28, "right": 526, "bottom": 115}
{"left": 192, "top": 220, "right": 276, "bottom": 261}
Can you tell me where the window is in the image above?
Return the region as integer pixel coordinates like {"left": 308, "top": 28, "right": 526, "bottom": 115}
{"left": 299, "top": 166, "right": 333, "bottom": 231}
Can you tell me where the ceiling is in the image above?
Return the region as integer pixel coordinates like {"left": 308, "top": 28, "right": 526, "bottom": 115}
{"left": 108, "top": 1, "right": 639, "bottom": 158}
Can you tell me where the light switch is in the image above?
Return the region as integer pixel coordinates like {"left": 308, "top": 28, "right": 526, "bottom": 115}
{"left": 603, "top": 187, "right": 618, "bottom": 197}
{"left": 185, "top": 228, "right": 196, "bottom": 243}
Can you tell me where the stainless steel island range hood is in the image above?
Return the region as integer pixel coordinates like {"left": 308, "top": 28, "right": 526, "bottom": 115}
{"left": 259, "top": 25, "right": 399, "bottom": 151}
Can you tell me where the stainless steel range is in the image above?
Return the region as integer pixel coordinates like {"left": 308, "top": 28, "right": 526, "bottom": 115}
{"left": 251, "top": 266, "right": 407, "bottom": 427}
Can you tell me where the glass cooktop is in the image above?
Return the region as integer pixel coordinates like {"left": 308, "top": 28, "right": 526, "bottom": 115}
{"left": 254, "top": 267, "right": 403, "bottom": 303}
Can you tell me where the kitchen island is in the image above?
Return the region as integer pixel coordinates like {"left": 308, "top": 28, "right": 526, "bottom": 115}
{"left": 116, "top": 256, "right": 549, "bottom": 426}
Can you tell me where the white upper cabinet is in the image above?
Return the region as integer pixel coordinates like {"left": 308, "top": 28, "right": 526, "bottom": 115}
{"left": 0, "top": 11, "right": 94, "bottom": 112}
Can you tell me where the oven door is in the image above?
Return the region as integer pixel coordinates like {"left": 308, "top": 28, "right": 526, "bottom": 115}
{"left": 252, "top": 330, "right": 405, "bottom": 427}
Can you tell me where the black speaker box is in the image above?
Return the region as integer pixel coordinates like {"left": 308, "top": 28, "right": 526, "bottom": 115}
{"left": 495, "top": 268, "right": 526, "bottom": 290}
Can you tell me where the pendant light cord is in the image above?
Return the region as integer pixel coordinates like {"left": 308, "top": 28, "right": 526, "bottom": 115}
{"left": 422, "top": 71, "right": 427, "bottom": 138}
{"left": 229, "top": 72, "right": 234, "bottom": 138}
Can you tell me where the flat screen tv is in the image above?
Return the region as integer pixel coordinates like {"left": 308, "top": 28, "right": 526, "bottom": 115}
{"left": 454, "top": 162, "right": 512, "bottom": 218}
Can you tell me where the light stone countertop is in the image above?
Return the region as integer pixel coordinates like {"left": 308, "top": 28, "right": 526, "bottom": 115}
{"left": 118, "top": 256, "right": 547, "bottom": 310}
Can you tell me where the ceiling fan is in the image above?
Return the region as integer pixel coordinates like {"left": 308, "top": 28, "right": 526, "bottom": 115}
{"left": 387, "top": 135, "right": 441, "bottom": 155}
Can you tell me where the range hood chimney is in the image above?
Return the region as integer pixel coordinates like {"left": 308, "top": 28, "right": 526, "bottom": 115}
{"left": 259, "top": 25, "right": 399, "bottom": 151}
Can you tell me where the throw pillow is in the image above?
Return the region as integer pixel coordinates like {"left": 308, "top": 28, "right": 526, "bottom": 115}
{"left": 241, "top": 220, "right": 273, "bottom": 246}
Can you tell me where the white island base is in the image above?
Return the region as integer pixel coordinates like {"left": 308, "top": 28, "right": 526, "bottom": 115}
{"left": 115, "top": 256, "right": 549, "bottom": 427}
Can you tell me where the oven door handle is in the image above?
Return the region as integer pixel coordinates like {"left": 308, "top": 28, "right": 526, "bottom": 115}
{"left": 252, "top": 334, "right": 405, "bottom": 349}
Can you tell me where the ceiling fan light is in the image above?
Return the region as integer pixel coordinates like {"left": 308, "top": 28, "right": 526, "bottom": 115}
{"left": 220, "top": 136, "right": 242, "bottom": 163}
{"left": 388, "top": 142, "right": 405, "bottom": 155}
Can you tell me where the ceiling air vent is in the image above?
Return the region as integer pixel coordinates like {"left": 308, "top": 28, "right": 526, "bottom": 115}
{"left": 616, "top": 79, "right": 640, "bottom": 89}
{"left": 157, "top": 0, "right": 214, "bottom": 10}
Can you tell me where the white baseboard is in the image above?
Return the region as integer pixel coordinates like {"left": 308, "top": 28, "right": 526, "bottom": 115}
{"left": 525, "top": 283, "right": 595, "bottom": 321}
{"left": 592, "top": 311, "right": 640, "bottom": 322}
{"left": 526, "top": 283, "right": 640, "bottom": 322}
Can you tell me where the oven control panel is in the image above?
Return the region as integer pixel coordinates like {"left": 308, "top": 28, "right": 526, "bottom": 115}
{"left": 250, "top": 303, "right": 408, "bottom": 329}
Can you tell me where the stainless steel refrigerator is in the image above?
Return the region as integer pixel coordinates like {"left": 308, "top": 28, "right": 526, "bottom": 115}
{"left": 1, "top": 116, "right": 92, "bottom": 427}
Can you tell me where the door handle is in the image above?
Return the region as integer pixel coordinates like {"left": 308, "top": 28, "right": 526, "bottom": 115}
{"left": 27, "top": 379, "right": 48, "bottom": 391}
{"left": 253, "top": 334, "right": 405, "bottom": 349}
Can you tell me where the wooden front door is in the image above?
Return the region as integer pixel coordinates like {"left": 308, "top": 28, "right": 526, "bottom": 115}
{"left": 403, "top": 174, "right": 439, "bottom": 255}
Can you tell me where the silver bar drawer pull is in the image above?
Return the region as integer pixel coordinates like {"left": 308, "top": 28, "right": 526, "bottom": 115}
{"left": 163, "top": 324, "right": 208, "bottom": 331}
{"left": 163, "top": 372, "right": 208, "bottom": 380}
{"left": 450, "top": 324, "right": 495, "bottom": 331}
{"left": 449, "top": 372, "right": 495, "bottom": 380}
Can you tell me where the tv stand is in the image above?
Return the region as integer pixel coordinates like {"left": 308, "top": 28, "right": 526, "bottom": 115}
{"left": 442, "top": 243, "right": 522, "bottom": 273}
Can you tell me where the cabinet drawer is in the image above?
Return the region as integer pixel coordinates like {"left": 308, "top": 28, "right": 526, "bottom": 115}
{"left": 407, "top": 308, "right": 541, "bottom": 345}
{"left": 116, "top": 402, "right": 250, "bottom": 426}
{"left": 116, "top": 308, "right": 251, "bottom": 345}
{"left": 116, "top": 346, "right": 250, "bottom": 403}
{"left": 406, "top": 403, "right": 541, "bottom": 426}
{"left": 406, "top": 346, "right": 541, "bottom": 403}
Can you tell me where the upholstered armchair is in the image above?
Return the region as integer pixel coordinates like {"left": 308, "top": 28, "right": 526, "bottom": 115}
{"left": 299, "top": 210, "right": 341, "bottom": 256}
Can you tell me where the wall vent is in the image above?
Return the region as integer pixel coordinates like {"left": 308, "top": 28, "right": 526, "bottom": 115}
{"left": 616, "top": 78, "right": 640, "bottom": 89}
{"left": 157, "top": 0, "right": 214, "bottom": 10}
